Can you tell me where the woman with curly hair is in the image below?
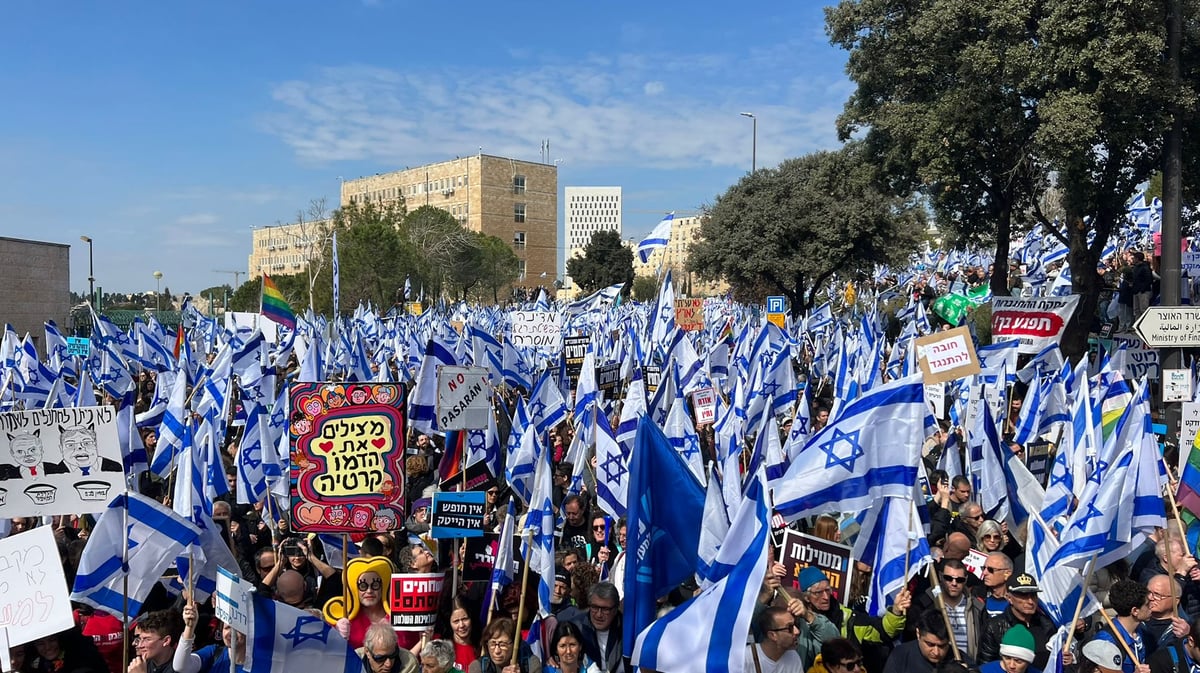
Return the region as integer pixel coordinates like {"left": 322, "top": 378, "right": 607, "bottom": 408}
{"left": 321, "top": 555, "right": 393, "bottom": 649}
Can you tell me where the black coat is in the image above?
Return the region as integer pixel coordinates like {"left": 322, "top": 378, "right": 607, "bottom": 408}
{"left": 978, "top": 605, "right": 1056, "bottom": 671}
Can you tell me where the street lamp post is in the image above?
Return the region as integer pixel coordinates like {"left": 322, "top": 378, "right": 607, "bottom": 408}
{"left": 80, "top": 235, "right": 94, "bottom": 305}
{"left": 153, "top": 271, "right": 163, "bottom": 312}
{"left": 740, "top": 112, "right": 756, "bottom": 173}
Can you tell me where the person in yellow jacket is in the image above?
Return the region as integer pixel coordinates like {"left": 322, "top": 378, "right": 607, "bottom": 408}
{"left": 798, "top": 567, "right": 910, "bottom": 673}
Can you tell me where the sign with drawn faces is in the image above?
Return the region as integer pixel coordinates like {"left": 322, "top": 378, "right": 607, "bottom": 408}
{"left": 289, "top": 382, "right": 407, "bottom": 533}
{"left": 0, "top": 407, "right": 124, "bottom": 517}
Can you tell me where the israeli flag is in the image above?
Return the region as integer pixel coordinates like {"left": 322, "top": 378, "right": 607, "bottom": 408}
{"left": 244, "top": 594, "right": 359, "bottom": 673}
{"left": 636, "top": 212, "right": 675, "bottom": 264}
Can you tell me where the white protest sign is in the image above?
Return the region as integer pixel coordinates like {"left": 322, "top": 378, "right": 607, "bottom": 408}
{"left": 1180, "top": 403, "right": 1200, "bottom": 476}
{"left": 924, "top": 383, "right": 946, "bottom": 420}
{"left": 991, "top": 296, "right": 1079, "bottom": 354}
{"left": 0, "top": 407, "right": 125, "bottom": 517}
{"left": 0, "top": 627, "right": 8, "bottom": 672}
{"left": 690, "top": 387, "right": 717, "bottom": 425}
{"left": 1111, "top": 332, "right": 1161, "bottom": 380}
{"left": 914, "top": 326, "right": 981, "bottom": 384}
{"left": 1184, "top": 252, "right": 1200, "bottom": 276}
{"left": 1164, "top": 369, "right": 1192, "bottom": 403}
{"left": 214, "top": 566, "right": 252, "bottom": 634}
{"left": 436, "top": 366, "right": 490, "bottom": 431}
{"left": 509, "top": 311, "right": 561, "bottom": 350}
{"left": 961, "top": 548, "right": 990, "bottom": 580}
{"left": 0, "top": 526, "right": 74, "bottom": 646}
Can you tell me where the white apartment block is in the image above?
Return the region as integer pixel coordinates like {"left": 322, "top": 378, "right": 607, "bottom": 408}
{"left": 563, "top": 186, "right": 622, "bottom": 290}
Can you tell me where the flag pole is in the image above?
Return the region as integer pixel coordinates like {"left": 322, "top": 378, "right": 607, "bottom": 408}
{"left": 121, "top": 495, "right": 131, "bottom": 673}
{"left": 511, "top": 528, "right": 534, "bottom": 668}
{"left": 341, "top": 532, "right": 350, "bottom": 624}
{"left": 1062, "top": 551, "right": 1098, "bottom": 653}
{"left": 926, "top": 565, "right": 961, "bottom": 661}
{"left": 1160, "top": 454, "right": 1192, "bottom": 555}
{"left": 1096, "top": 608, "right": 1138, "bottom": 664}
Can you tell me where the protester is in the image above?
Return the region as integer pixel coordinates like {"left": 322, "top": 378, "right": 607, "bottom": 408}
{"left": 745, "top": 606, "right": 803, "bottom": 673}
{"left": 442, "top": 595, "right": 481, "bottom": 670}
{"left": 557, "top": 582, "right": 622, "bottom": 673}
{"left": 130, "top": 609, "right": 185, "bottom": 673}
{"left": 544, "top": 621, "right": 594, "bottom": 673}
{"left": 175, "top": 600, "right": 247, "bottom": 673}
{"left": 1088, "top": 579, "right": 1154, "bottom": 673}
{"left": 979, "top": 573, "right": 1055, "bottom": 671}
{"left": 905, "top": 560, "right": 983, "bottom": 663}
{"left": 361, "top": 623, "right": 419, "bottom": 673}
{"left": 28, "top": 627, "right": 108, "bottom": 673}
{"left": 468, "top": 617, "right": 542, "bottom": 673}
{"left": 978, "top": 625, "right": 1040, "bottom": 673}
{"left": 973, "top": 553, "right": 1015, "bottom": 619}
{"left": 419, "top": 640, "right": 457, "bottom": 673}
{"left": 1148, "top": 616, "right": 1200, "bottom": 673}
{"left": 807, "top": 638, "right": 862, "bottom": 673}
{"left": 323, "top": 555, "right": 394, "bottom": 650}
{"left": 882, "top": 610, "right": 950, "bottom": 673}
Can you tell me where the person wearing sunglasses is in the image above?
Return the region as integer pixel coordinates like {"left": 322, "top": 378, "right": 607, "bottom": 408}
{"left": 972, "top": 552, "right": 1014, "bottom": 619}
{"left": 904, "top": 560, "right": 984, "bottom": 663}
{"left": 978, "top": 573, "right": 1054, "bottom": 671}
{"left": 746, "top": 606, "right": 803, "bottom": 673}
{"left": 322, "top": 555, "right": 395, "bottom": 650}
{"left": 808, "top": 637, "right": 863, "bottom": 673}
{"left": 362, "top": 622, "right": 419, "bottom": 673}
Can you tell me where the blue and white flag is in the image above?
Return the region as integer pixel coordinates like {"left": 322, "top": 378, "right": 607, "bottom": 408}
{"left": 72, "top": 493, "right": 202, "bottom": 621}
{"left": 773, "top": 374, "right": 933, "bottom": 522}
{"left": 636, "top": 212, "right": 675, "bottom": 264}
{"left": 150, "top": 369, "right": 190, "bottom": 478}
{"left": 594, "top": 407, "right": 629, "bottom": 519}
{"left": 525, "top": 446, "right": 556, "bottom": 615}
{"left": 624, "top": 417, "right": 707, "bottom": 658}
{"left": 331, "top": 231, "right": 340, "bottom": 318}
{"left": 631, "top": 471, "right": 768, "bottom": 673}
{"left": 851, "top": 496, "right": 933, "bottom": 617}
{"left": 244, "top": 594, "right": 359, "bottom": 673}
{"left": 409, "top": 337, "right": 456, "bottom": 435}
{"left": 483, "top": 500, "right": 516, "bottom": 619}
{"left": 663, "top": 389, "right": 705, "bottom": 484}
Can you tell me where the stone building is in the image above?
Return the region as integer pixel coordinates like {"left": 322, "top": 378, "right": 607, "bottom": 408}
{"left": 0, "top": 236, "right": 71, "bottom": 351}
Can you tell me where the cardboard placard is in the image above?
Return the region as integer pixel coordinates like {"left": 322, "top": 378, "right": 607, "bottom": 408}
{"left": 674, "top": 298, "right": 704, "bottom": 332}
{"left": 510, "top": 311, "right": 561, "bottom": 350}
{"left": 390, "top": 572, "right": 444, "bottom": 631}
{"left": 0, "top": 407, "right": 125, "bottom": 517}
{"left": 288, "top": 382, "right": 407, "bottom": 533}
{"left": 0, "top": 526, "right": 74, "bottom": 646}
{"left": 690, "top": 387, "right": 717, "bottom": 425}
{"left": 1110, "top": 332, "right": 1161, "bottom": 380}
{"left": 777, "top": 530, "right": 854, "bottom": 603}
{"left": 436, "top": 366, "right": 490, "bottom": 431}
{"left": 924, "top": 383, "right": 946, "bottom": 420}
{"left": 214, "top": 566, "right": 252, "bottom": 633}
{"left": 915, "top": 326, "right": 981, "bottom": 384}
{"left": 431, "top": 491, "right": 486, "bottom": 538}
{"left": 563, "top": 336, "right": 589, "bottom": 381}
{"left": 596, "top": 363, "right": 623, "bottom": 397}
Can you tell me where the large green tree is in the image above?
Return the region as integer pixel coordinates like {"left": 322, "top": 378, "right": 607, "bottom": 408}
{"left": 404, "top": 205, "right": 477, "bottom": 300}
{"left": 827, "top": 0, "right": 1200, "bottom": 357}
{"left": 689, "top": 143, "right": 926, "bottom": 317}
{"left": 567, "top": 230, "right": 635, "bottom": 295}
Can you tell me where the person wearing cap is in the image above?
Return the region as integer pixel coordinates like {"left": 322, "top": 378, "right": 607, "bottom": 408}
{"left": 799, "top": 565, "right": 909, "bottom": 670}
{"left": 1080, "top": 639, "right": 1126, "bottom": 673}
{"left": 1148, "top": 616, "right": 1200, "bottom": 673}
{"left": 979, "top": 572, "right": 1055, "bottom": 671}
{"left": 904, "top": 559, "right": 984, "bottom": 663}
{"left": 1088, "top": 579, "right": 1154, "bottom": 673}
{"left": 978, "top": 625, "right": 1041, "bottom": 673}
{"left": 753, "top": 561, "right": 836, "bottom": 670}
{"left": 550, "top": 566, "right": 575, "bottom": 616}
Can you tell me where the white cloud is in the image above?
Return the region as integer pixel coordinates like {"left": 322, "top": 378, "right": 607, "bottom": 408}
{"left": 177, "top": 213, "right": 220, "bottom": 226}
{"left": 259, "top": 43, "right": 849, "bottom": 170}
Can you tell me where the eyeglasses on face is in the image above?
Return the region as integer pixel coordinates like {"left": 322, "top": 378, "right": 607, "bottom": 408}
{"left": 983, "top": 566, "right": 1008, "bottom": 574}
{"left": 807, "top": 586, "right": 832, "bottom": 596}
{"left": 488, "top": 639, "right": 513, "bottom": 650}
{"left": 964, "top": 514, "right": 984, "bottom": 521}
{"left": 589, "top": 603, "right": 616, "bottom": 613}
{"left": 767, "top": 622, "right": 799, "bottom": 632}
{"left": 369, "top": 649, "right": 400, "bottom": 663}
{"left": 837, "top": 659, "right": 863, "bottom": 670}
{"left": 942, "top": 575, "right": 967, "bottom": 584}
{"left": 357, "top": 578, "right": 383, "bottom": 592}
{"left": 593, "top": 525, "right": 607, "bottom": 531}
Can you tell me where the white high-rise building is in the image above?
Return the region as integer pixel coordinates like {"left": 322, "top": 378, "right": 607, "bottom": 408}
{"left": 563, "top": 186, "right": 622, "bottom": 292}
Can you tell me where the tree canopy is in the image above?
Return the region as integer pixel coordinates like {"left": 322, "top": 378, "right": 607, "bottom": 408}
{"left": 827, "top": 0, "right": 1200, "bottom": 356}
{"left": 566, "top": 230, "right": 635, "bottom": 295}
{"left": 689, "top": 143, "right": 926, "bottom": 317}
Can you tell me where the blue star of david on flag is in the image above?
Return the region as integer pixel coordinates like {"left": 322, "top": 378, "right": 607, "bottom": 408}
{"left": 601, "top": 452, "right": 628, "bottom": 486}
{"left": 1072, "top": 503, "right": 1103, "bottom": 532}
{"left": 283, "top": 615, "right": 332, "bottom": 646}
{"left": 818, "top": 427, "right": 865, "bottom": 471}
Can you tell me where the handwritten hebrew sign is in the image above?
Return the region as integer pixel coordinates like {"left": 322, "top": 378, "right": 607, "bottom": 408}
{"left": 914, "top": 326, "right": 981, "bottom": 385}
{"left": 510, "top": 311, "right": 561, "bottom": 350}
{"left": 289, "top": 383, "right": 407, "bottom": 533}
{"left": 0, "top": 407, "right": 123, "bottom": 518}
{"left": 674, "top": 298, "right": 704, "bottom": 332}
{"left": 0, "top": 526, "right": 74, "bottom": 646}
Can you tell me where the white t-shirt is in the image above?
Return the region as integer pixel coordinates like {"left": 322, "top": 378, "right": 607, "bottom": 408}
{"left": 743, "top": 644, "right": 802, "bottom": 673}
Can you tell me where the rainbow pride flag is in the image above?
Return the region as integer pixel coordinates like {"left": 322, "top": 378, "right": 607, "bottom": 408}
{"left": 259, "top": 274, "right": 296, "bottom": 330}
{"left": 1178, "top": 431, "right": 1200, "bottom": 523}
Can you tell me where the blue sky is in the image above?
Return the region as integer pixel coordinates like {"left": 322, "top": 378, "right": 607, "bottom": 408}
{"left": 0, "top": 2, "right": 852, "bottom": 297}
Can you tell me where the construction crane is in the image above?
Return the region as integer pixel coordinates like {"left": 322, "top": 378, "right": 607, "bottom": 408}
{"left": 213, "top": 269, "right": 245, "bottom": 288}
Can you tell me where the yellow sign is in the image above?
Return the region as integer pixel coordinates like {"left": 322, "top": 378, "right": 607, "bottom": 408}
{"left": 406, "top": 302, "right": 424, "bottom": 316}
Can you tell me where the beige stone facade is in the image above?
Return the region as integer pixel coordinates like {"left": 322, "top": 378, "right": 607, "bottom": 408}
{"left": 340, "top": 154, "right": 558, "bottom": 287}
{"left": 248, "top": 219, "right": 331, "bottom": 280}
{"left": 0, "top": 237, "right": 70, "bottom": 352}
{"left": 632, "top": 214, "right": 729, "bottom": 297}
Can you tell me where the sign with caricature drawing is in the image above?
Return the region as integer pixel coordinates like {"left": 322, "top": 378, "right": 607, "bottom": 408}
{"left": 0, "top": 407, "right": 124, "bottom": 517}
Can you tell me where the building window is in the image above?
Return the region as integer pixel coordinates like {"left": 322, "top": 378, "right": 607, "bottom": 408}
{"left": 513, "top": 231, "right": 526, "bottom": 249}
{"left": 514, "top": 203, "right": 526, "bottom": 223}
{"left": 513, "top": 175, "right": 526, "bottom": 194}
{"left": 518, "top": 260, "right": 526, "bottom": 281}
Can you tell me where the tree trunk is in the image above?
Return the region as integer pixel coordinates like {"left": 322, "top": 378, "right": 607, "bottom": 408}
{"left": 990, "top": 200, "right": 1013, "bottom": 298}
{"left": 1062, "top": 213, "right": 1099, "bottom": 362}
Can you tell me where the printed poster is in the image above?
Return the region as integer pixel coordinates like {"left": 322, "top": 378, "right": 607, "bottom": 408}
{"left": 0, "top": 407, "right": 124, "bottom": 518}
{"left": 390, "top": 572, "right": 444, "bottom": 631}
{"left": 777, "top": 530, "right": 854, "bottom": 603}
{"left": 991, "top": 296, "right": 1079, "bottom": 354}
{"left": 289, "top": 383, "right": 407, "bottom": 533}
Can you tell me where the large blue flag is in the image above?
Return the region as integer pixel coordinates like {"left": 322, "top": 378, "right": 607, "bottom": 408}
{"left": 623, "top": 416, "right": 706, "bottom": 658}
